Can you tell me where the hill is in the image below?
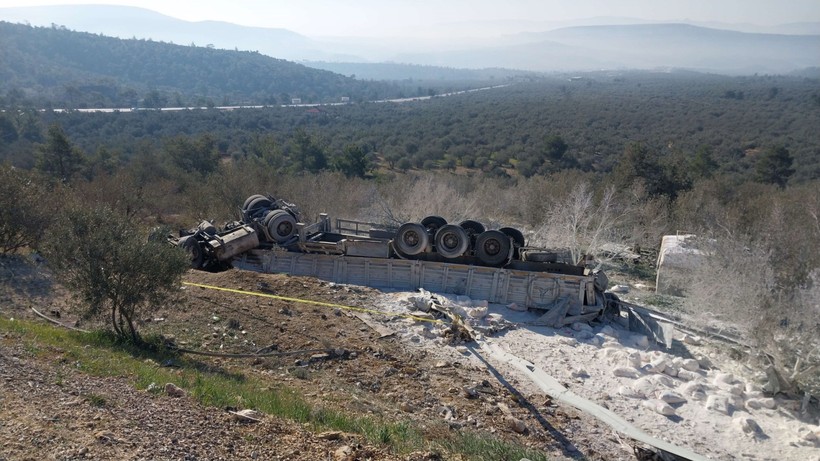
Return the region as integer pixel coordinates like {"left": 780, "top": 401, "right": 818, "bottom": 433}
{"left": 401, "top": 24, "right": 820, "bottom": 74}
{"left": 0, "top": 21, "right": 400, "bottom": 108}
{"left": 2, "top": 5, "right": 818, "bottom": 75}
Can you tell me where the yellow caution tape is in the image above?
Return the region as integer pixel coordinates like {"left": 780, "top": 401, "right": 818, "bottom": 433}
{"left": 182, "top": 281, "right": 444, "bottom": 324}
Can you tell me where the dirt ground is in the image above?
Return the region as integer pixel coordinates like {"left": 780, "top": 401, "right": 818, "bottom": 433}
{"left": 0, "top": 256, "right": 634, "bottom": 461}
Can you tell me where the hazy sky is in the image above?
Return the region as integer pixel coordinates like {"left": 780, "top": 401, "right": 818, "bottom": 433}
{"left": 3, "top": 0, "right": 819, "bottom": 36}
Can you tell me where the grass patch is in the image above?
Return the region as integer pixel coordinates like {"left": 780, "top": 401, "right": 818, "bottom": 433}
{"left": 0, "top": 317, "right": 549, "bottom": 460}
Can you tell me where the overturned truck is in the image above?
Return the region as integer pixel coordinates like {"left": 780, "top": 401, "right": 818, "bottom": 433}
{"left": 172, "top": 194, "right": 615, "bottom": 326}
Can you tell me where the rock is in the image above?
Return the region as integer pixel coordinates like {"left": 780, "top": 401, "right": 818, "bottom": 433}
{"left": 334, "top": 445, "right": 354, "bottom": 460}
{"left": 683, "top": 334, "right": 702, "bottom": 345}
{"left": 587, "top": 334, "right": 605, "bottom": 347}
{"left": 734, "top": 417, "right": 765, "bottom": 437}
{"left": 571, "top": 368, "right": 589, "bottom": 379}
{"left": 434, "top": 361, "right": 448, "bottom": 368}
{"left": 467, "top": 305, "right": 489, "bottom": 319}
{"left": 705, "top": 395, "right": 730, "bottom": 415}
{"left": 612, "top": 366, "right": 641, "bottom": 379}
{"left": 643, "top": 399, "right": 676, "bottom": 416}
{"left": 681, "top": 359, "right": 700, "bottom": 372}
{"left": 506, "top": 302, "right": 527, "bottom": 312}
{"left": 746, "top": 398, "right": 763, "bottom": 410}
{"left": 399, "top": 401, "right": 415, "bottom": 413}
{"left": 759, "top": 397, "right": 776, "bottom": 409}
{"left": 626, "top": 351, "right": 642, "bottom": 368}
{"left": 677, "top": 370, "right": 699, "bottom": 381}
{"left": 658, "top": 390, "right": 687, "bottom": 404}
{"left": 662, "top": 365, "right": 679, "bottom": 377}
{"left": 558, "top": 336, "right": 578, "bottom": 346}
{"left": 455, "top": 345, "right": 470, "bottom": 355}
{"left": 632, "top": 335, "right": 650, "bottom": 349}
{"left": 575, "top": 330, "right": 595, "bottom": 340}
{"left": 571, "top": 322, "right": 593, "bottom": 332}
{"left": 631, "top": 376, "right": 657, "bottom": 397}
{"left": 679, "top": 381, "right": 704, "bottom": 396}
{"left": 317, "top": 431, "right": 344, "bottom": 440}
{"left": 618, "top": 385, "right": 644, "bottom": 399}
{"left": 599, "top": 325, "right": 619, "bottom": 338}
{"left": 646, "top": 357, "right": 667, "bottom": 374}
{"left": 728, "top": 383, "right": 745, "bottom": 396}
{"left": 506, "top": 416, "right": 527, "bottom": 434}
{"left": 410, "top": 296, "right": 434, "bottom": 312}
{"left": 713, "top": 372, "right": 734, "bottom": 385}
{"left": 164, "top": 383, "right": 185, "bottom": 398}
{"left": 94, "top": 430, "right": 117, "bottom": 442}
{"left": 696, "top": 354, "right": 713, "bottom": 369}
{"left": 610, "top": 284, "right": 630, "bottom": 293}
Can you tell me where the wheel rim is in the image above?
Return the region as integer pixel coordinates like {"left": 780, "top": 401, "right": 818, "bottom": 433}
{"left": 483, "top": 238, "right": 501, "bottom": 255}
{"left": 434, "top": 224, "right": 469, "bottom": 258}
{"left": 265, "top": 210, "right": 297, "bottom": 243}
{"left": 475, "top": 230, "right": 511, "bottom": 266}
{"left": 395, "top": 222, "right": 429, "bottom": 256}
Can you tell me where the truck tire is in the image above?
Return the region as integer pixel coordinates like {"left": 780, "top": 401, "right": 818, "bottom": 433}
{"left": 244, "top": 196, "right": 273, "bottom": 222}
{"left": 499, "top": 227, "right": 525, "bottom": 259}
{"left": 180, "top": 236, "right": 205, "bottom": 269}
{"left": 459, "top": 219, "right": 485, "bottom": 236}
{"left": 434, "top": 224, "right": 469, "bottom": 258}
{"left": 394, "top": 222, "right": 429, "bottom": 256}
{"left": 421, "top": 215, "right": 447, "bottom": 233}
{"left": 475, "top": 230, "right": 512, "bottom": 266}
{"left": 242, "top": 194, "right": 267, "bottom": 211}
{"left": 264, "top": 210, "right": 297, "bottom": 244}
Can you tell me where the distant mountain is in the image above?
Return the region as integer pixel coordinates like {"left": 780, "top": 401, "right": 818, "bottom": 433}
{"left": 1, "top": 5, "right": 818, "bottom": 75}
{"left": 0, "top": 22, "right": 397, "bottom": 108}
{"left": 400, "top": 24, "right": 820, "bottom": 74}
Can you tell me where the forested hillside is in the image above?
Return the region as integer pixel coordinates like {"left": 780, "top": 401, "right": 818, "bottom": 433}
{"left": 0, "top": 21, "right": 410, "bottom": 108}
{"left": 2, "top": 71, "right": 817, "bottom": 185}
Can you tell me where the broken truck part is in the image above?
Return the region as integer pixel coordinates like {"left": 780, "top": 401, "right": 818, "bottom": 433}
{"left": 172, "top": 194, "right": 615, "bottom": 326}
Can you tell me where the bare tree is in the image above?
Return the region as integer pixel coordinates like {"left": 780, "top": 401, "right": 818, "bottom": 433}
{"left": 534, "top": 182, "right": 624, "bottom": 263}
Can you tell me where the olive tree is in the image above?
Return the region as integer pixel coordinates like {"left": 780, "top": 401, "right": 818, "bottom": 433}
{"left": 43, "top": 205, "right": 189, "bottom": 344}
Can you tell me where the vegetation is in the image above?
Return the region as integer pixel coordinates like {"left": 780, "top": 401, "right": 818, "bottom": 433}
{"left": 41, "top": 205, "right": 189, "bottom": 343}
{"left": 0, "top": 166, "right": 51, "bottom": 254}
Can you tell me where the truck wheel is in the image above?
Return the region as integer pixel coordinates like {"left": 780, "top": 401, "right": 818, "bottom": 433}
{"left": 243, "top": 196, "right": 273, "bottom": 222}
{"left": 242, "top": 194, "right": 267, "bottom": 211}
{"left": 434, "top": 224, "right": 469, "bottom": 258}
{"left": 264, "top": 210, "right": 297, "bottom": 244}
{"left": 459, "top": 219, "right": 485, "bottom": 236}
{"left": 475, "top": 230, "right": 512, "bottom": 266}
{"left": 181, "top": 236, "right": 205, "bottom": 269}
{"left": 421, "top": 215, "right": 447, "bottom": 233}
{"left": 394, "top": 222, "right": 429, "bottom": 256}
{"left": 499, "top": 227, "right": 525, "bottom": 259}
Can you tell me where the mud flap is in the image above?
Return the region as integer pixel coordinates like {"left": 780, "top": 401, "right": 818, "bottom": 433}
{"left": 626, "top": 306, "right": 675, "bottom": 348}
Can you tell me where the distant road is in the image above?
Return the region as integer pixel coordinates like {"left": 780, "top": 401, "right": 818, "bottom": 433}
{"left": 41, "top": 84, "right": 510, "bottom": 114}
